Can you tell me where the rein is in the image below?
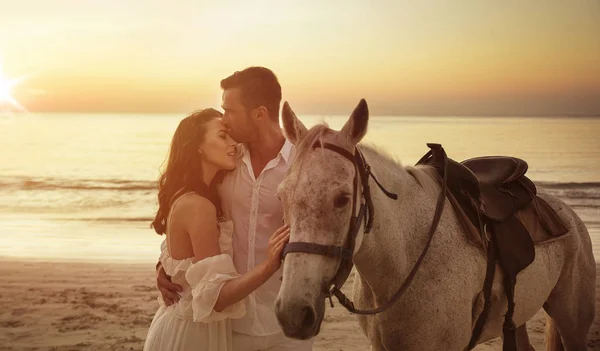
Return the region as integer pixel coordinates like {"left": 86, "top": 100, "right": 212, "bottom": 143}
{"left": 282, "top": 142, "right": 448, "bottom": 315}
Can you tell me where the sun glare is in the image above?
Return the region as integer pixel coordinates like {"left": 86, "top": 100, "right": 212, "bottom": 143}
{"left": 0, "top": 59, "right": 27, "bottom": 112}
{"left": 0, "top": 79, "right": 14, "bottom": 101}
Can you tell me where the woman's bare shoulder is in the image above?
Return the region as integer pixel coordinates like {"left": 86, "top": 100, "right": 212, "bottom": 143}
{"left": 172, "top": 193, "right": 217, "bottom": 219}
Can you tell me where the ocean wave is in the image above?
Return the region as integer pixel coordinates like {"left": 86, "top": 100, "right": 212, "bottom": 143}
{"left": 536, "top": 181, "right": 600, "bottom": 189}
{"left": 60, "top": 217, "right": 154, "bottom": 222}
{"left": 537, "top": 181, "right": 600, "bottom": 200}
{"left": 0, "top": 177, "right": 156, "bottom": 192}
{"left": 1, "top": 177, "right": 599, "bottom": 193}
{"left": 0, "top": 176, "right": 596, "bottom": 225}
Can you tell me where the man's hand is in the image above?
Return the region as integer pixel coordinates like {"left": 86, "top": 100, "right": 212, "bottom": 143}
{"left": 156, "top": 264, "right": 183, "bottom": 306}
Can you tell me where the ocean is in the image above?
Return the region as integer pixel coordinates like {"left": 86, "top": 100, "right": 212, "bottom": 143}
{"left": 0, "top": 113, "right": 599, "bottom": 262}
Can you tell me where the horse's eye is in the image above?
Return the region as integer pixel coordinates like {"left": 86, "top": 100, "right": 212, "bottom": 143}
{"left": 334, "top": 194, "right": 350, "bottom": 208}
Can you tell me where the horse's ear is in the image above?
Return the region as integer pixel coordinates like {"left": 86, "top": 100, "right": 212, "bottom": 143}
{"left": 282, "top": 101, "right": 307, "bottom": 145}
{"left": 341, "top": 99, "right": 369, "bottom": 145}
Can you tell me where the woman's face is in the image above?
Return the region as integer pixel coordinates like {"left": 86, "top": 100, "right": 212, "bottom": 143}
{"left": 199, "top": 118, "right": 238, "bottom": 171}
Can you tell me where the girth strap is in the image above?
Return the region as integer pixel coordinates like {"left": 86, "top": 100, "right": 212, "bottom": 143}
{"left": 467, "top": 239, "right": 497, "bottom": 349}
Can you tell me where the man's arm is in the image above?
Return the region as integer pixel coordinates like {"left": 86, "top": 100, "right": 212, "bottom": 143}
{"left": 156, "top": 257, "right": 183, "bottom": 306}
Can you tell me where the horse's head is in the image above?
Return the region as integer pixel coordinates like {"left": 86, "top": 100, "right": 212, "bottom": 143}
{"left": 275, "top": 99, "right": 369, "bottom": 339}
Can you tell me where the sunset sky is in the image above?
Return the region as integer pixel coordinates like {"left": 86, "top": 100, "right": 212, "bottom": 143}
{"left": 0, "top": 0, "right": 599, "bottom": 116}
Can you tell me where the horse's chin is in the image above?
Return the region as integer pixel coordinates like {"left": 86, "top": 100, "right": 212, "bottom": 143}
{"left": 280, "top": 310, "right": 325, "bottom": 340}
{"left": 289, "top": 310, "right": 324, "bottom": 340}
{"left": 275, "top": 295, "right": 326, "bottom": 340}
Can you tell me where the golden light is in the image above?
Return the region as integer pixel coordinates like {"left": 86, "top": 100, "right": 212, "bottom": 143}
{"left": 0, "top": 79, "right": 14, "bottom": 101}
{"left": 0, "top": 58, "right": 27, "bottom": 112}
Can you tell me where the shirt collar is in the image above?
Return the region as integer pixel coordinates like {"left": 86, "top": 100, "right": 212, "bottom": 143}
{"left": 279, "top": 138, "right": 293, "bottom": 164}
{"left": 239, "top": 137, "right": 294, "bottom": 165}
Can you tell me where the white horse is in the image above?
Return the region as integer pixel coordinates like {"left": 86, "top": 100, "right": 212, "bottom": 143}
{"left": 274, "top": 99, "right": 596, "bottom": 351}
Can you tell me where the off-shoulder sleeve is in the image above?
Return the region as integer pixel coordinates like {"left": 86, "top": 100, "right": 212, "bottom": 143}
{"left": 184, "top": 254, "right": 246, "bottom": 323}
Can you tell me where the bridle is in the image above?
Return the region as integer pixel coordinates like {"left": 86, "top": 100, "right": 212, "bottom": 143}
{"left": 282, "top": 142, "right": 449, "bottom": 315}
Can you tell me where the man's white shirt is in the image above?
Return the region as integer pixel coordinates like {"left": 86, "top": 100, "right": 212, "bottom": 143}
{"left": 219, "top": 139, "right": 295, "bottom": 336}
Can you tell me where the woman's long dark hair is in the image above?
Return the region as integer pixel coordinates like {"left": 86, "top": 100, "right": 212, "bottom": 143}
{"left": 151, "top": 108, "right": 224, "bottom": 235}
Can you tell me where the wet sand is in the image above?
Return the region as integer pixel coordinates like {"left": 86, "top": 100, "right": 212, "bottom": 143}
{"left": 0, "top": 260, "right": 598, "bottom": 350}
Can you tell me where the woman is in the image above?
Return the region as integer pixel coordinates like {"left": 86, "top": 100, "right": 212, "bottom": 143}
{"left": 143, "top": 108, "right": 290, "bottom": 351}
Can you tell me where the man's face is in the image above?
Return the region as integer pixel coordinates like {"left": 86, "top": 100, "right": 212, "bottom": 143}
{"left": 221, "top": 88, "right": 257, "bottom": 143}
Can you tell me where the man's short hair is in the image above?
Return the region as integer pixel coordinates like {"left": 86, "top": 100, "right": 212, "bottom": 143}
{"left": 220, "top": 66, "right": 282, "bottom": 122}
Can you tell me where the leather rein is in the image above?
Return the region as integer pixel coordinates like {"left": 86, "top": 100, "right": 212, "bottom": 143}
{"left": 282, "top": 142, "right": 449, "bottom": 315}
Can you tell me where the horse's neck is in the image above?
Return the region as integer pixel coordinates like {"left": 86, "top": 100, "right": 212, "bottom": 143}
{"left": 352, "top": 148, "right": 445, "bottom": 298}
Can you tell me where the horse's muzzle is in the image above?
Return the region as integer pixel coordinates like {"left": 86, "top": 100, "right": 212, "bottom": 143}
{"left": 275, "top": 296, "right": 325, "bottom": 340}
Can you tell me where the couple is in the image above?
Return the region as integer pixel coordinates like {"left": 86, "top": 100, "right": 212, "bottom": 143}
{"left": 143, "top": 67, "right": 314, "bottom": 351}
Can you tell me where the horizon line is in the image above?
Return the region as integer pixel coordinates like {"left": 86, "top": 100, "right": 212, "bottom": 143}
{"left": 3, "top": 110, "right": 599, "bottom": 119}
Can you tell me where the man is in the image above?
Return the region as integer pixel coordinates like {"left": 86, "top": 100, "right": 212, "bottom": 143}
{"left": 156, "top": 66, "right": 314, "bottom": 350}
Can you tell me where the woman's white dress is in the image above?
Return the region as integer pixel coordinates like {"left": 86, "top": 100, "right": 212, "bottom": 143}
{"left": 143, "top": 196, "right": 245, "bottom": 351}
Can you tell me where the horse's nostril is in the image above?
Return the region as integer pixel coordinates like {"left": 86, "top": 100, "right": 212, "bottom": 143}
{"left": 301, "top": 306, "right": 316, "bottom": 329}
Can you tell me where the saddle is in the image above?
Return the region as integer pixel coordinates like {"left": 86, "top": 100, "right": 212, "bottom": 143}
{"left": 417, "top": 146, "right": 568, "bottom": 351}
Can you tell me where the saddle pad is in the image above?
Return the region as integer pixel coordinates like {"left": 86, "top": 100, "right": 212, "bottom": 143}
{"left": 514, "top": 197, "right": 570, "bottom": 245}
{"left": 449, "top": 193, "right": 570, "bottom": 250}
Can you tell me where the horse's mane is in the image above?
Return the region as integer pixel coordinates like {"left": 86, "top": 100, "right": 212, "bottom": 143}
{"left": 406, "top": 165, "right": 442, "bottom": 199}
{"left": 294, "top": 123, "right": 333, "bottom": 162}
{"left": 292, "top": 123, "right": 441, "bottom": 199}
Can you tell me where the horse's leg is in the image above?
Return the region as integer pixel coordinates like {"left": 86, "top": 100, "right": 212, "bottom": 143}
{"left": 502, "top": 324, "right": 535, "bottom": 351}
{"left": 536, "top": 196, "right": 596, "bottom": 351}
{"left": 499, "top": 324, "right": 535, "bottom": 351}
{"left": 542, "top": 250, "right": 595, "bottom": 350}
{"left": 543, "top": 289, "right": 594, "bottom": 351}
{"left": 544, "top": 316, "right": 565, "bottom": 351}
{"left": 514, "top": 324, "right": 535, "bottom": 351}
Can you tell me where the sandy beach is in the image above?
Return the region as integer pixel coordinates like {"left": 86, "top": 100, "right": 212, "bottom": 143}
{"left": 0, "top": 259, "right": 598, "bottom": 351}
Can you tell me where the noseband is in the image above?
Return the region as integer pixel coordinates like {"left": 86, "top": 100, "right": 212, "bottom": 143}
{"left": 282, "top": 142, "right": 448, "bottom": 315}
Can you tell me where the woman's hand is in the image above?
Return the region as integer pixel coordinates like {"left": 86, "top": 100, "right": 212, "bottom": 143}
{"left": 265, "top": 224, "right": 290, "bottom": 274}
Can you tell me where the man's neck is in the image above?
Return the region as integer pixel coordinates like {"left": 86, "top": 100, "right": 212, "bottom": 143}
{"left": 246, "top": 123, "right": 286, "bottom": 177}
